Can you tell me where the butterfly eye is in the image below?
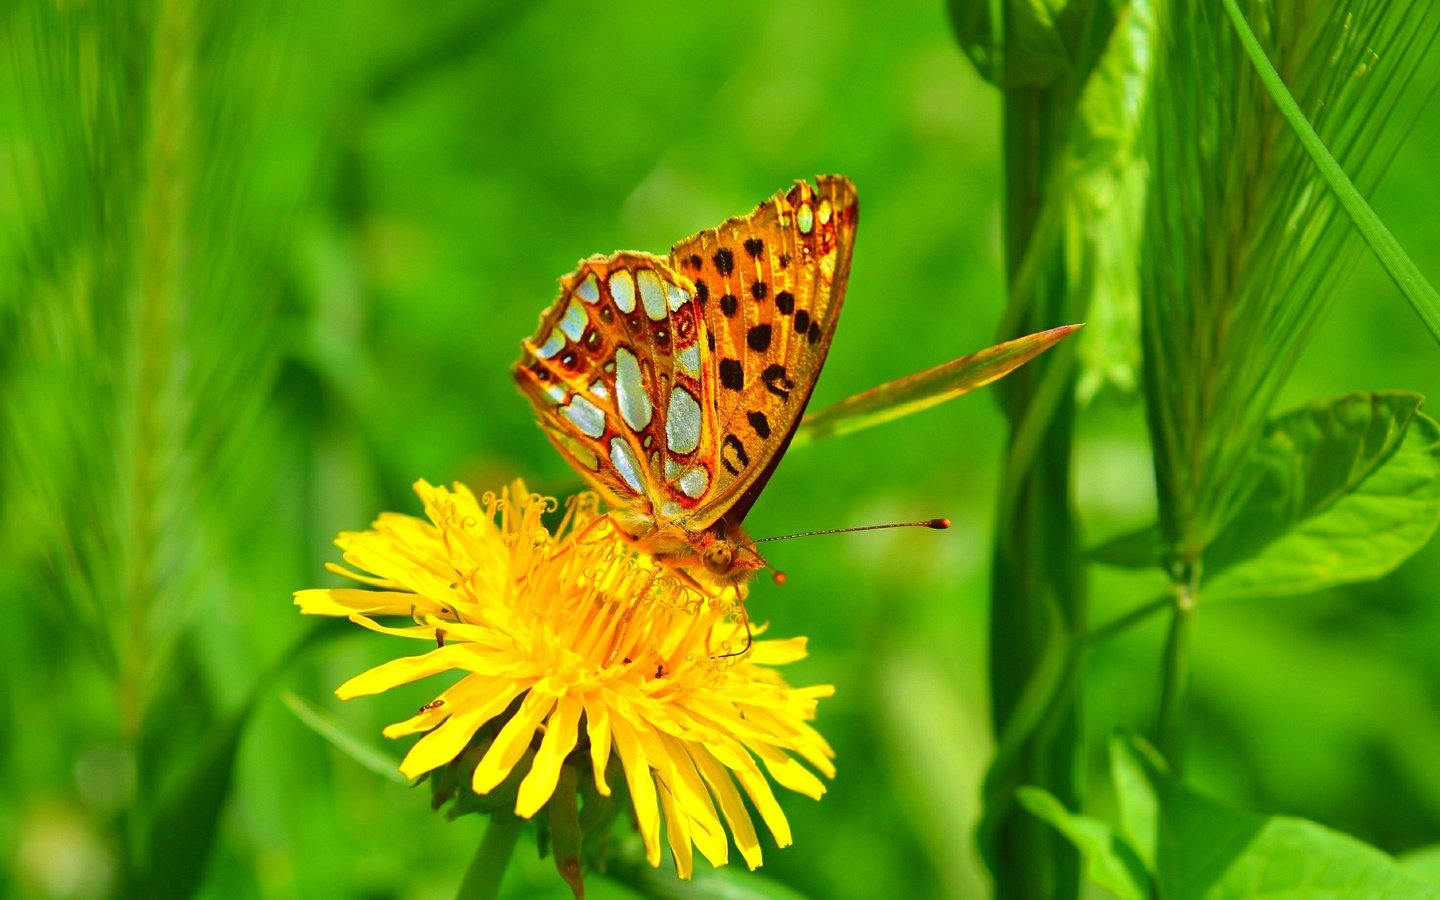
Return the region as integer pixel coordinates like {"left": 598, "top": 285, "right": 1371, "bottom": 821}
{"left": 702, "top": 543, "right": 734, "bottom": 575}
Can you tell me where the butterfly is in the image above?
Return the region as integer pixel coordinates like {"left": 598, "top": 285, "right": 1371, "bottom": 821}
{"left": 514, "top": 176, "right": 858, "bottom": 589}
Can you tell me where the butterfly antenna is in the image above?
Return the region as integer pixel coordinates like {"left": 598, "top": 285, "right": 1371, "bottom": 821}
{"left": 753, "top": 518, "right": 951, "bottom": 544}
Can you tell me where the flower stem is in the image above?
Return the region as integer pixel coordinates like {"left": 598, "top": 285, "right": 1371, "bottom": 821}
{"left": 456, "top": 815, "right": 524, "bottom": 900}
{"left": 1155, "top": 582, "right": 1195, "bottom": 768}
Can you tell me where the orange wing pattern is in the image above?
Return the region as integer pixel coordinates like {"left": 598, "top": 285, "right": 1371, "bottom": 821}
{"left": 514, "top": 176, "right": 859, "bottom": 542}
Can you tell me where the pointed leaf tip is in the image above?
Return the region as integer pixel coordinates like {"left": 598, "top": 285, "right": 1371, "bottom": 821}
{"left": 794, "top": 324, "right": 1082, "bottom": 445}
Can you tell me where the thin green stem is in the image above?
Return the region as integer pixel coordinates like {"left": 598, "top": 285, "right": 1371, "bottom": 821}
{"left": 1221, "top": 0, "right": 1440, "bottom": 345}
{"left": 1155, "top": 583, "right": 1195, "bottom": 767}
{"left": 1081, "top": 595, "right": 1171, "bottom": 648}
{"left": 456, "top": 815, "right": 524, "bottom": 900}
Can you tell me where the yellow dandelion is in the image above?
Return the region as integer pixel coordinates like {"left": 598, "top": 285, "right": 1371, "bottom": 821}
{"left": 294, "top": 479, "right": 835, "bottom": 881}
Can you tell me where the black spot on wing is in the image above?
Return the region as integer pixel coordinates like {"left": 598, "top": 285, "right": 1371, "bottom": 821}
{"left": 719, "top": 358, "right": 744, "bottom": 390}
{"left": 747, "top": 324, "right": 772, "bottom": 351}
{"left": 713, "top": 248, "right": 735, "bottom": 275}
{"left": 721, "top": 434, "right": 749, "bottom": 476}
{"left": 761, "top": 364, "right": 794, "bottom": 401}
{"left": 747, "top": 411, "right": 771, "bottom": 439}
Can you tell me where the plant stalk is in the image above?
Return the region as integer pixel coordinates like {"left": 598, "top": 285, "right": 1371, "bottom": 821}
{"left": 1155, "top": 582, "right": 1195, "bottom": 767}
{"left": 984, "top": 79, "right": 1084, "bottom": 900}
{"left": 456, "top": 815, "right": 524, "bottom": 900}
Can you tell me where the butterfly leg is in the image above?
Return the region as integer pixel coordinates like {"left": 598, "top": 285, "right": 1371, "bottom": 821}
{"left": 714, "top": 583, "right": 752, "bottom": 660}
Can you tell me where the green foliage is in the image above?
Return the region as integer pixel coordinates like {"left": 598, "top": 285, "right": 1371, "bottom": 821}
{"left": 1031, "top": 736, "right": 1440, "bottom": 899}
{"left": 1205, "top": 392, "right": 1440, "bottom": 601}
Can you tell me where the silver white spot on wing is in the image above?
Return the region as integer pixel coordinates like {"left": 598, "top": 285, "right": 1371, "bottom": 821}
{"left": 614, "top": 347, "right": 653, "bottom": 432}
{"left": 797, "top": 203, "right": 814, "bottom": 234}
{"left": 660, "top": 500, "right": 682, "bottom": 518}
{"left": 665, "top": 281, "right": 691, "bottom": 311}
{"left": 562, "top": 395, "right": 605, "bottom": 438}
{"left": 544, "top": 384, "right": 566, "bottom": 404}
{"left": 609, "top": 270, "right": 636, "bottom": 313}
{"left": 678, "top": 467, "right": 709, "bottom": 499}
{"left": 665, "top": 386, "right": 701, "bottom": 455}
{"left": 576, "top": 273, "right": 600, "bottom": 304}
{"left": 676, "top": 344, "right": 701, "bottom": 379}
{"left": 636, "top": 268, "right": 667, "bottom": 321}
{"left": 536, "top": 328, "right": 565, "bottom": 359}
{"left": 664, "top": 457, "right": 681, "bottom": 480}
{"left": 610, "top": 438, "right": 644, "bottom": 494}
{"left": 589, "top": 380, "right": 609, "bottom": 400}
{"left": 559, "top": 300, "right": 587, "bottom": 341}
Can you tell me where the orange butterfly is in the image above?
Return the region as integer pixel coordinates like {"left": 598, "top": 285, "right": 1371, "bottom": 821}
{"left": 515, "top": 176, "right": 858, "bottom": 588}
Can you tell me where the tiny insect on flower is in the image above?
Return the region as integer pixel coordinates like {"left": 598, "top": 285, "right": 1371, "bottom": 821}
{"left": 294, "top": 479, "right": 835, "bottom": 881}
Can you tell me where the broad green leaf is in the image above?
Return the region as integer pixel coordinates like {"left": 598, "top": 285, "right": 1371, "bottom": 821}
{"left": 1203, "top": 392, "right": 1440, "bottom": 602}
{"left": 1403, "top": 846, "right": 1440, "bottom": 885}
{"left": 1111, "top": 735, "right": 1440, "bottom": 900}
{"left": 1222, "top": 0, "right": 1440, "bottom": 346}
{"left": 1018, "top": 787, "right": 1150, "bottom": 900}
{"left": 792, "top": 324, "right": 1080, "bottom": 446}
{"left": 281, "top": 691, "right": 409, "bottom": 785}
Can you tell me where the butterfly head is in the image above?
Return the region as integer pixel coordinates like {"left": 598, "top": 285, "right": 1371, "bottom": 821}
{"left": 695, "top": 529, "right": 767, "bottom": 586}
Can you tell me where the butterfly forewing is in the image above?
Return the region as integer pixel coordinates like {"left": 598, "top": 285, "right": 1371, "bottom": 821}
{"left": 515, "top": 252, "right": 718, "bottom": 519}
{"left": 668, "top": 175, "right": 859, "bottom": 528}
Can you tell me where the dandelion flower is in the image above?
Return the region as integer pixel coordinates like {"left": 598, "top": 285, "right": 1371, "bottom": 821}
{"left": 295, "top": 479, "right": 835, "bottom": 882}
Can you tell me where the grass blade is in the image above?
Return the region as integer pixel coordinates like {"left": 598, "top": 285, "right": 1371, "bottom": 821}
{"left": 1222, "top": 0, "right": 1440, "bottom": 345}
{"left": 793, "top": 324, "right": 1081, "bottom": 446}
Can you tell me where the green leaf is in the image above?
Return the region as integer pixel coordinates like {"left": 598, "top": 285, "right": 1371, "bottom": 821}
{"left": 1018, "top": 787, "right": 1150, "bottom": 900}
{"left": 1088, "top": 522, "right": 1162, "bottom": 569}
{"left": 946, "top": 0, "right": 1075, "bottom": 88}
{"left": 1221, "top": 0, "right": 1440, "bottom": 346}
{"left": 1109, "top": 734, "right": 1440, "bottom": 899}
{"left": 792, "top": 324, "right": 1081, "bottom": 446}
{"left": 1203, "top": 392, "right": 1440, "bottom": 602}
{"left": 1402, "top": 846, "right": 1440, "bottom": 885}
{"left": 1065, "top": 0, "right": 1154, "bottom": 403}
{"left": 281, "top": 691, "right": 409, "bottom": 785}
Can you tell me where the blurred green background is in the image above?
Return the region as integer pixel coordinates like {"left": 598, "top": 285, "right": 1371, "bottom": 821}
{"left": 4, "top": 1, "right": 1440, "bottom": 897}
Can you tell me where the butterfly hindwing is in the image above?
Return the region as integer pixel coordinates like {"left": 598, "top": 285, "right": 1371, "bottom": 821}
{"left": 515, "top": 252, "right": 717, "bottom": 519}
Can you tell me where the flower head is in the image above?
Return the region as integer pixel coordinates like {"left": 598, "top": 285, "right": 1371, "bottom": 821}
{"left": 295, "top": 480, "right": 835, "bottom": 880}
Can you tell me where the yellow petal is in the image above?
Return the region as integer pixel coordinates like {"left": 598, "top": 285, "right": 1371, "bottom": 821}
{"left": 336, "top": 645, "right": 476, "bottom": 699}
{"left": 657, "top": 780, "right": 694, "bottom": 880}
{"left": 745, "top": 636, "right": 809, "bottom": 666}
{"left": 655, "top": 733, "right": 728, "bottom": 869}
{"left": 472, "top": 691, "right": 555, "bottom": 794}
{"left": 753, "top": 743, "right": 826, "bottom": 800}
{"left": 397, "top": 679, "right": 525, "bottom": 778}
{"left": 610, "top": 713, "right": 661, "bottom": 866}
{"left": 293, "top": 588, "right": 419, "bottom": 616}
{"left": 515, "top": 694, "right": 583, "bottom": 818}
{"left": 691, "top": 746, "right": 763, "bottom": 869}
{"left": 584, "top": 697, "right": 613, "bottom": 796}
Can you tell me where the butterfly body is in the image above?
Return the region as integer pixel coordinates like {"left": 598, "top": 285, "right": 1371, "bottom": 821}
{"left": 515, "top": 176, "right": 858, "bottom": 588}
